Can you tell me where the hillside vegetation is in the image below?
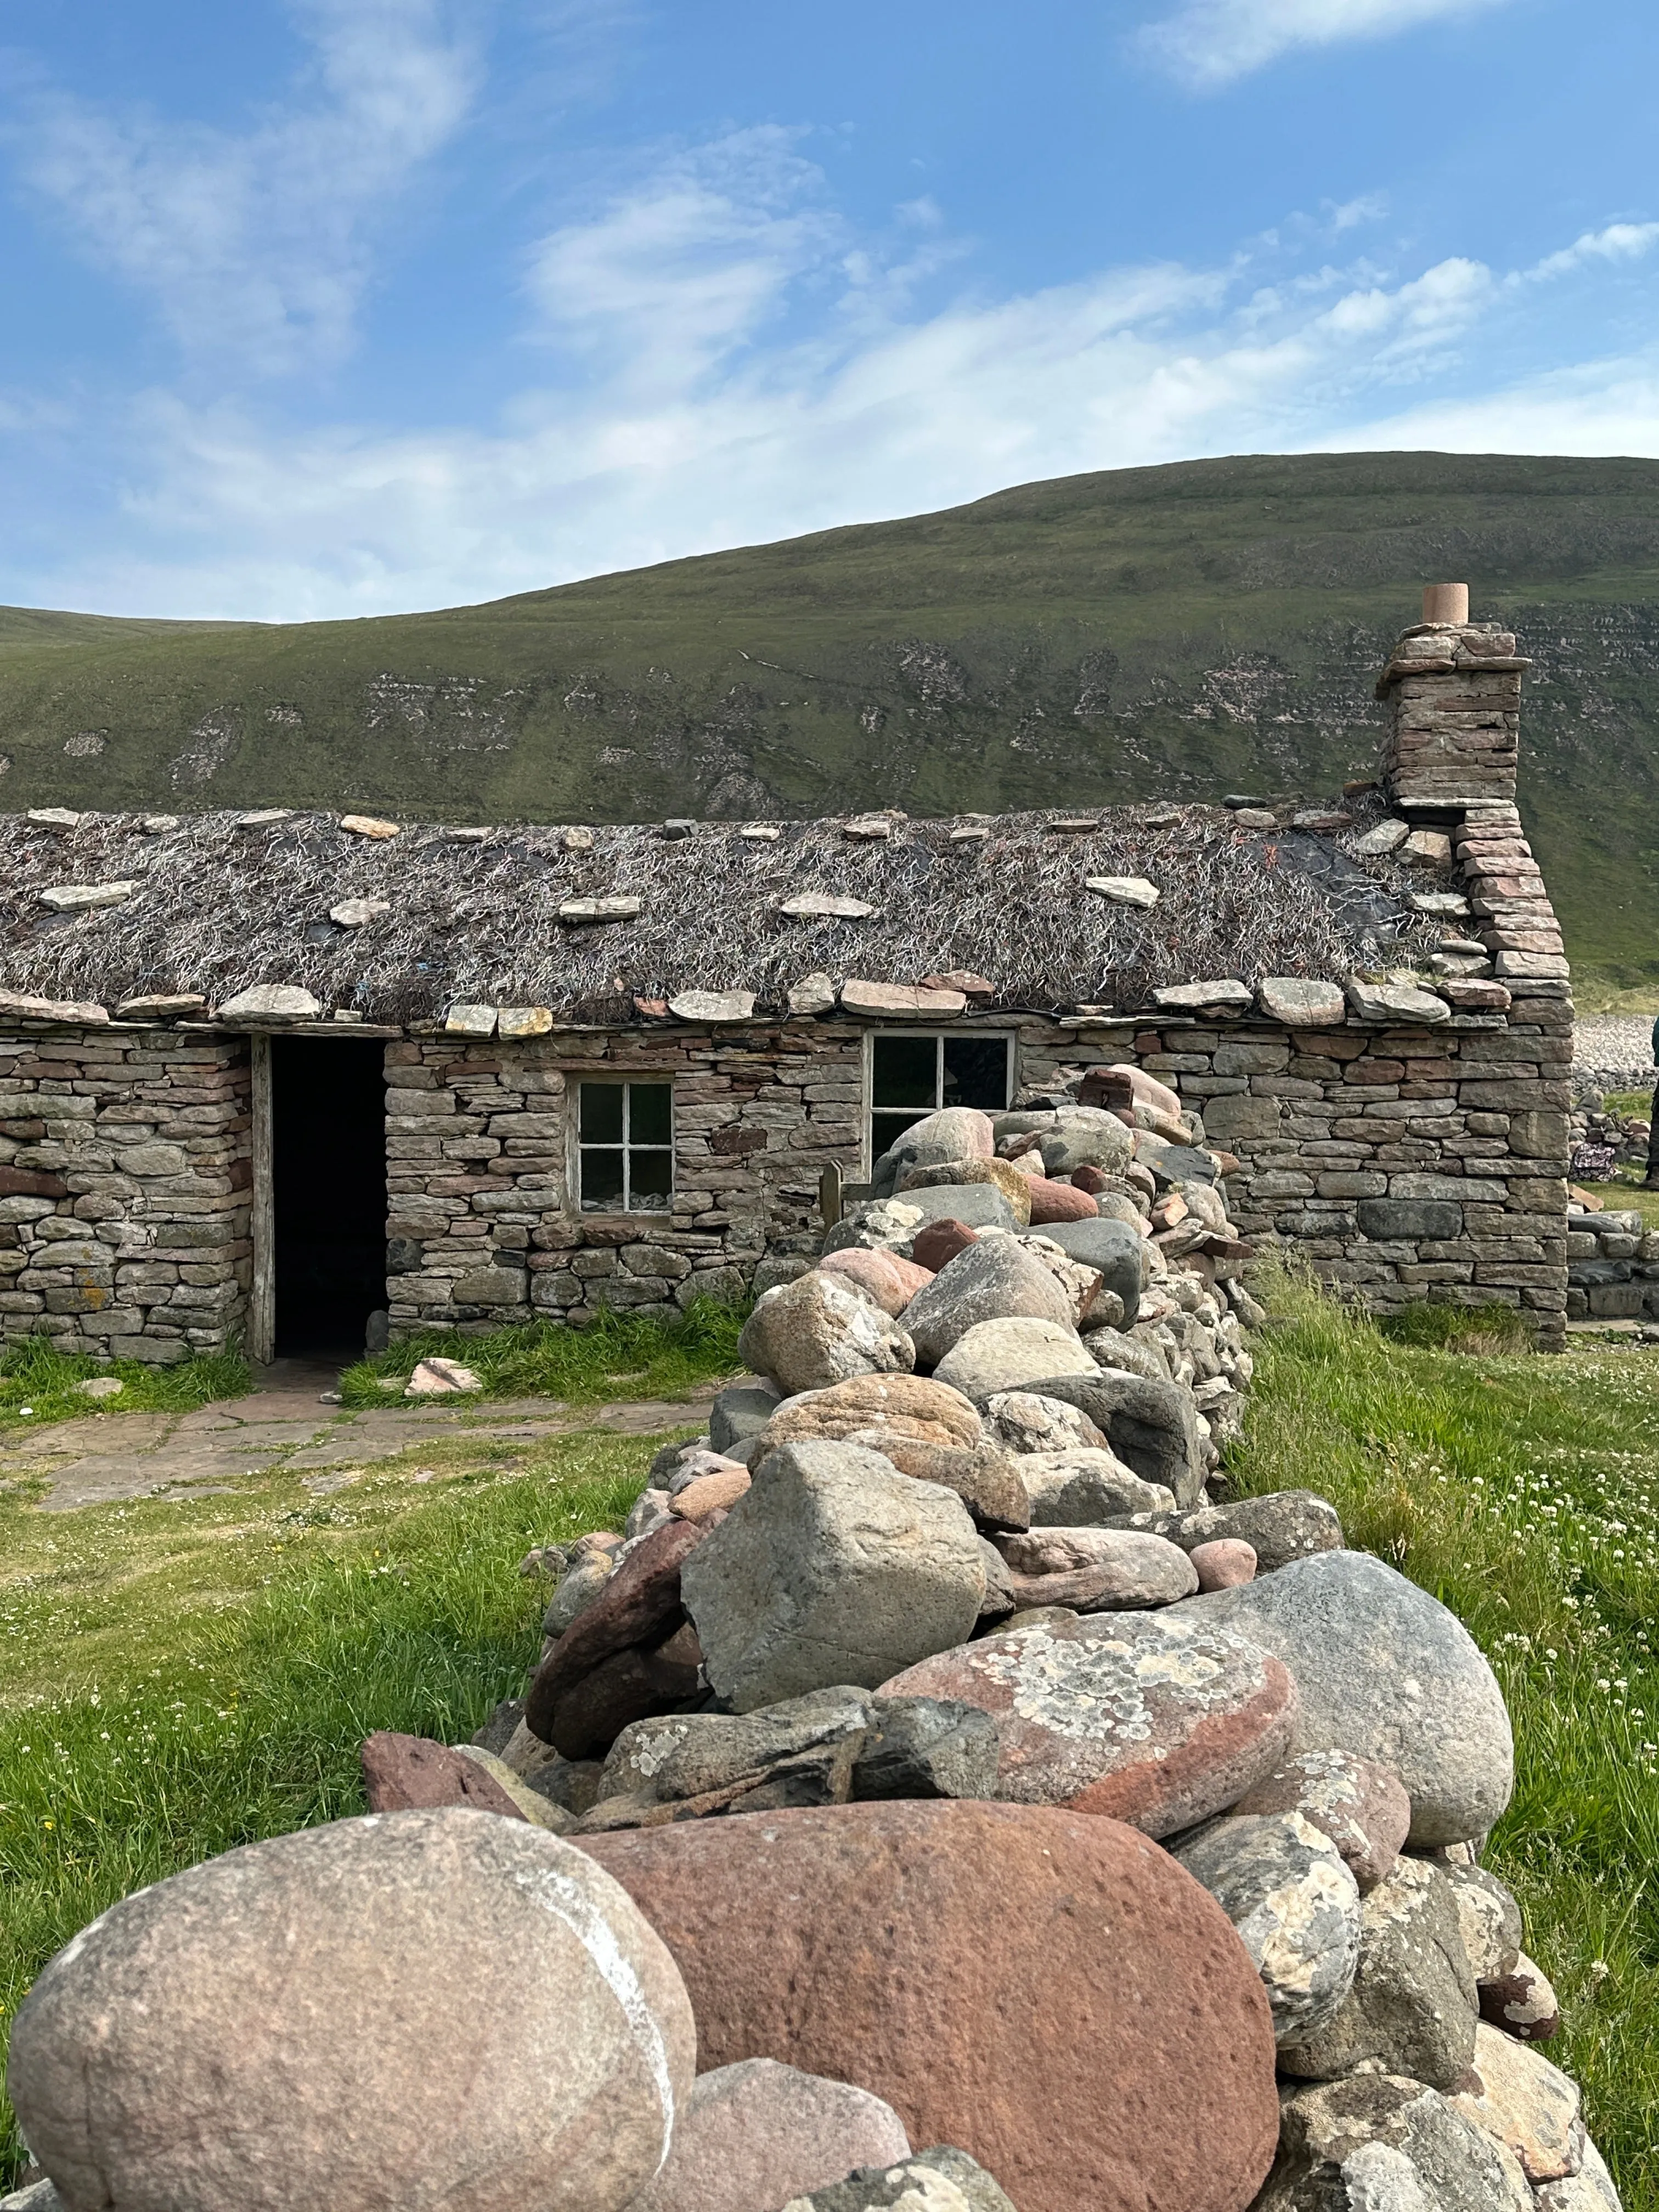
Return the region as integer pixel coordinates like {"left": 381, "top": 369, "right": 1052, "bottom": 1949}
{"left": 3, "top": 450, "right": 1657, "bottom": 1000}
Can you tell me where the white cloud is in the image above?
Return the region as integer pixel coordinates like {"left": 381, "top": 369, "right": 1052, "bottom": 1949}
{"left": 1524, "top": 222, "right": 1659, "bottom": 283}
{"left": 524, "top": 128, "right": 844, "bottom": 394}
{"left": 3, "top": 122, "right": 1657, "bottom": 625}
{"left": 9, "top": 0, "right": 479, "bottom": 375}
{"left": 1138, "top": 0, "right": 1514, "bottom": 89}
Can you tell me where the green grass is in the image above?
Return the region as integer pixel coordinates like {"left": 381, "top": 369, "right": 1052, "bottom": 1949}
{"left": 1599, "top": 1091, "right": 1654, "bottom": 1122}
{"left": 4, "top": 452, "right": 1659, "bottom": 995}
{"left": 338, "top": 1298, "right": 746, "bottom": 1409}
{"left": 1575, "top": 1177, "right": 1659, "bottom": 1227}
{"left": 5, "top": 1271, "right": 1659, "bottom": 2199}
{"left": 1229, "top": 1263, "right": 1659, "bottom": 2208}
{"left": 0, "top": 1338, "right": 250, "bottom": 1433}
{"left": 0, "top": 1420, "right": 691, "bottom": 2185}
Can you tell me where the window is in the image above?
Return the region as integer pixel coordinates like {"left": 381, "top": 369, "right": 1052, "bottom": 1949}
{"left": 578, "top": 1081, "right": 673, "bottom": 1212}
{"left": 870, "top": 1032, "right": 1013, "bottom": 1160}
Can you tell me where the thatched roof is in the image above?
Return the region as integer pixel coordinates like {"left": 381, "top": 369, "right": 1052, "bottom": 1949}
{"left": 0, "top": 797, "right": 1448, "bottom": 1029}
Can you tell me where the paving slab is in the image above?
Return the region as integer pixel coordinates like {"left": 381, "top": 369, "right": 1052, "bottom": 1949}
{"left": 2, "top": 1384, "right": 720, "bottom": 1510}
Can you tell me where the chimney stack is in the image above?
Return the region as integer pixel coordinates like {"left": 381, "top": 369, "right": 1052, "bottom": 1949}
{"left": 1375, "top": 584, "right": 1528, "bottom": 813}
{"left": 1420, "top": 582, "right": 1469, "bottom": 626}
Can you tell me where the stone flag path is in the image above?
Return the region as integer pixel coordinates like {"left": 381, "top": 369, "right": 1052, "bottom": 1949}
{"left": 0, "top": 1367, "right": 719, "bottom": 1513}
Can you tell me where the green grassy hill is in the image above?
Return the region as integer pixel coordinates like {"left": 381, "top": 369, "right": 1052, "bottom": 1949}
{"left": 4, "top": 450, "right": 1658, "bottom": 1002}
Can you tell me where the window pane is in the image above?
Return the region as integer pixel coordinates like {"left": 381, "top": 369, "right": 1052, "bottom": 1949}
{"left": 629, "top": 1083, "right": 673, "bottom": 1147}
{"left": 629, "top": 1148, "right": 672, "bottom": 1209}
{"left": 581, "top": 1148, "right": 624, "bottom": 1210}
{"left": 872, "top": 1035, "right": 938, "bottom": 1110}
{"left": 944, "top": 1036, "right": 1011, "bottom": 1111}
{"left": 872, "top": 1108, "right": 935, "bottom": 1156}
{"left": 580, "top": 1083, "right": 624, "bottom": 1143}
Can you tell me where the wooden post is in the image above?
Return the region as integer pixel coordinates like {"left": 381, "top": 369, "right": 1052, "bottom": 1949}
{"left": 819, "top": 1161, "right": 843, "bottom": 1228}
{"left": 249, "top": 1034, "right": 275, "bottom": 1366}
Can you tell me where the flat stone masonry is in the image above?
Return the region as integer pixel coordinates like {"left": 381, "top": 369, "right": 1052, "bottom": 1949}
{"left": 385, "top": 1026, "right": 865, "bottom": 1336}
{"left": 0, "top": 1028, "right": 250, "bottom": 1363}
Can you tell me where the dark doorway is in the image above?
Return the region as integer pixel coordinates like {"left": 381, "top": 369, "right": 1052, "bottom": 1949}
{"left": 272, "top": 1039, "right": 388, "bottom": 1356}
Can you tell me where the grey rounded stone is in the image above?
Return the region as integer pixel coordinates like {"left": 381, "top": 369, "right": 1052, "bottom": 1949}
{"left": 789, "top": 2146, "right": 1018, "bottom": 2212}
{"left": 1116, "top": 1491, "right": 1345, "bottom": 1571}
{"left": 681, "top": 1439, "right": 986, "bottom": 1713}
{"left": 824, "top": 1184, "right": 1019, "bottom": 1256}
{"left": 1263, "top": 2073, "right": 1536, "bottom": 2212}
{"left": 624, "top": 2058, "right": 912, "bottom": 2212}
{"left": 1276, "top": 1855, "right": 1480, "bottom": 2090}
{"left": 1172, "top": 1549, "right": 1514, "bottom": 1844}
{"left": 1172, "top": 1811, "right": 1362, "bottom": 2044}
{"left": 901, "top": 1240, "right": 1076, "bottom": 1367}
{"left": 983, "top": 1391, "right": 1109, "bottom": 1455}
{"left": 998, "top": 1526, "right": 1199, "bottom": 1609}
{"left": 934, "top": 1318, "right": 1094, "bottom": 1400}
{"left": 709, "top": 1377, "right": 783, "bottom": 1454}
{"left": 1444, "top": 1862, "right": 1524, "bottom": 1982}
{"left": 1019, "top": 1449, "right": 1176, "bottom": 1523}
{"left": 7, "top": 1808, "right": 697, "bottom": 2212}
{"left": 1232, "top": 1748, "right": 1412, "bottom": 1893}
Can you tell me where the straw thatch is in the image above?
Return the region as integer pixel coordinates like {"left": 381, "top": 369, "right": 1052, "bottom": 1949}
{"left": 0, "top": 797, "right": 1444, "bottom": 1026}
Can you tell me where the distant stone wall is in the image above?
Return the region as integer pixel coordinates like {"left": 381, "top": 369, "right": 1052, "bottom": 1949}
{"left": 0, "top": 1025, "right": 251, "bottom": 1362}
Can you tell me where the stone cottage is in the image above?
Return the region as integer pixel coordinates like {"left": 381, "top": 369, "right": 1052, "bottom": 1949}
{"left": 0, "top": 585, "right": 1570, "bottom": 1363}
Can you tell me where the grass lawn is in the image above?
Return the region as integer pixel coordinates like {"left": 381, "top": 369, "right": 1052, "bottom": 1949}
{"left": 0, "top": 1340, "right": 251, "bottom": 1433}
{"left": 3, "top": 1282, "right": 1658, "bottom": 2203}
{"left": 1231, "top": 1269, "right": 1659, "bottom": 2208}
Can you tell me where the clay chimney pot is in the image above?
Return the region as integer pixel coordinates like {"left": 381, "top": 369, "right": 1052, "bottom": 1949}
{"left": 1421, "top": 582, "right": 1470, "bottom": 626}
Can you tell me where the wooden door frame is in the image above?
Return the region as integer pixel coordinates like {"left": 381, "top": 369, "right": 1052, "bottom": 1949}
{"left": 249, "top": 1034, "right": 276, "bottom": 1365}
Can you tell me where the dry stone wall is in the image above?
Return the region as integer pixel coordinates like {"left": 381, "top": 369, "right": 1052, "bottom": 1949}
{"left": 385, "top": 1025, "right": 865, "bottom": 1336}
{"left": 0, "top": 1025, "right": 250, "bottom": 1362}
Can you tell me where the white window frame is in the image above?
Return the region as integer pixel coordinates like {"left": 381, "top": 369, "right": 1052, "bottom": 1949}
{"left": 574, "top": 1077, "right": 675, "bottom": 1215}
{"left": 864, "top": 1028, "right": 1016, "bottom": 1172}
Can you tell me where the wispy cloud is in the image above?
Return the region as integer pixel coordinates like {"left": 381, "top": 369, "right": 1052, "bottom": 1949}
{"left": 1525, "top": 222, "right": 1659, "bottom": 283}
{"left": 15, "top": 216, "right": 1560, "bottom": 620}
{"left": 524, "top": 127, "right": 844, "bottom": 393}
{"left": 8, "top": 0, "right": 480, "bottom": 375}
{"left": 1138, "top": 0, "right": 1515, "bottom": 90}
{"left": 2, "top": 108, "right": 1656, "bottom": 623}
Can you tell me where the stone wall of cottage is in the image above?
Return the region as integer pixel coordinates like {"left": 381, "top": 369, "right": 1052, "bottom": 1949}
{"left": 0, "top": 1025, "right": 251, "bottom": 1362}
{"left": 388, "top": 987, "right": 1568, "bottom": 1348}
{"left": 385, "top": 1025, "right": 866, "bottom": 1335}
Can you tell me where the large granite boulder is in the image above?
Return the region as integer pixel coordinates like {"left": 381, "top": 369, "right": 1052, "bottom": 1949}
{"left": 880, "top": 1610, "right": 1296, "bottom": 1836}
{"left": 737, "top": 1273, "right": 915, "bottom": 1396}
{"left": 8, "top": 1809, "right": 696, "bottom": 2212}
{"left": 681, "top": 1440, "right": 985, "bottom": 1712}
{"left": 578, "top": 1798, "right": 1280, "bottom": 2212}
{"left": 1173, "top": 1550, "right": 1514, "bottom": 1844}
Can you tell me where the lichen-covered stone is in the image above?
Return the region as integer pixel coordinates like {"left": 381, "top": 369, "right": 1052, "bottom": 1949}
{"left": 1172, "top": 1811, "right": 1362, "bottom": 2042}
{"left": 880, "top": 1610, "right": 1296, "bottom": 1836}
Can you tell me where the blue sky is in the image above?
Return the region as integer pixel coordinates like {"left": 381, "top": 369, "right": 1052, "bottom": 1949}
{"left": 1, "top": 0, "right": 1655, "bottom": 620}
